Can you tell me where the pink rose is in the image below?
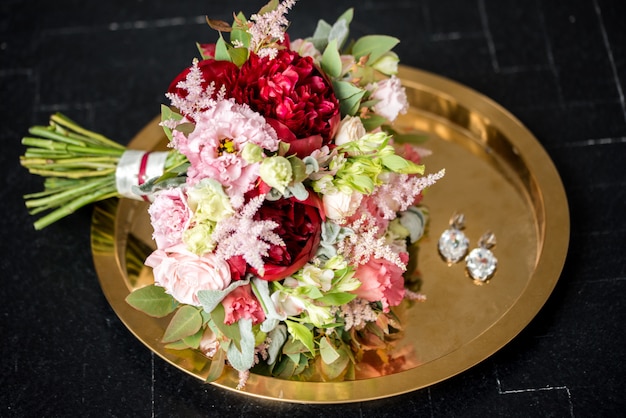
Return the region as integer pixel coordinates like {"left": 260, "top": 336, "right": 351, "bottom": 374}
{"left": 148, "top": 188, "right": 192, "bottom": 249}
{"left": 221, "top": 285, "right": 265, "bottom": 325}
{"left": 145, "top": 244, "right": 232, "bottom": 306}
{"left": 353, "top": 253, "right": 408, "bottom": 311}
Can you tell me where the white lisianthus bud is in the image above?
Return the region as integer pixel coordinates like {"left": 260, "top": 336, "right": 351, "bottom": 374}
{"left": 322, "top": 190, "right": 363, "bottom": 221}
{"left": 334, "top": 116, "right": 366, "bottom": 146}
{"left": 371, "top": 52, "right": 400, "bottom": 75}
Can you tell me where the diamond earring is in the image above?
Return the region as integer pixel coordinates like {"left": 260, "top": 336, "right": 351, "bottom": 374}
{"left": 465, "top": 231, "right": 498, "bottom": 283}
{"left": 438, "top": 213, "right": 470, "bottom": 265}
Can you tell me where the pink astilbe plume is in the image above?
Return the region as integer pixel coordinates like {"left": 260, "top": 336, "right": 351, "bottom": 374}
{"left": 339, "top": 213, "right": 406, "bottom": 269}
{"left": 213, "top": 195, "right": 285, "bottom": 275}
{"left": 164, "top": 59, "right": 225, "bottom": 119}
{"left": 248, "top": 0, "right": 297, "bottom": 58}
{"left": 369, "top": 169, "right": 446, "bottom": 220}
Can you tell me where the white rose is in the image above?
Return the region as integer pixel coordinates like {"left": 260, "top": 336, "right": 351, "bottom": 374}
{"left": 334, "top": 115, "right": 366, "bottom": 146}
{"left": 322, "top": 190, "right": 363, "bottom": 220}
{"left": 369, "top": 76, "right": 409, "bottom": 122}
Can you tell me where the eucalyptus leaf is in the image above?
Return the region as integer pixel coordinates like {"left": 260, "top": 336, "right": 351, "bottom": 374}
{"left": 197, "top": 278, "right": 250, "bottom": 314}
{"left": 162, "top": 305, "right": 203, "bottom": 343}
{"left": 319, "top": 336, "right": 340, "bottom": 364}
{"left": 320, "top": 345, "right": 350, "bottom": 380}
{"left": 267, "top": 324, "right": 287, "bottom": 365}
{"left": 226, "top": 318, "right": 255, "bottom": 372}
{"left": 251, "top": 278, "right": 286, "bottom": 333}
{"left": 352, "top": 35, "right": 400, "bottom": 63}
{"left": 125, "top": 284, "right": 178, "bottom": 318}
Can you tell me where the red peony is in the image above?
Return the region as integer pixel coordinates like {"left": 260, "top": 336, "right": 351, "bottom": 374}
{"left": 232, "top": 50, "right": 340, "bottom": 157}
{"left": 251, "top": 192, "right": 324, "bottom": 281}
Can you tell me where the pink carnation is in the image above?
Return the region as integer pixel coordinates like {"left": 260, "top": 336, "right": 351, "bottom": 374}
{"left": 171, "top": 99, "right": 279, "bottom": 205}
{"left": 353, "top": 252, "right": 408, "bottom": 312}
{"left": 221, "top": 285, "right": 266, "bottom": 325}
{"left": 145, "top": 244, "right": 232, "bottom": 306}
{"left": 368, "top": 75, "right": 408, "bottom": 122}
{"left": 148, "top": 188, "right": 192, "bottom": 249}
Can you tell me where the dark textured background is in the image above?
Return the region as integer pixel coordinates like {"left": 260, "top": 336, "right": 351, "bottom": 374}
{"left": 1, "top": 0, "right": 625, "bottom": 416}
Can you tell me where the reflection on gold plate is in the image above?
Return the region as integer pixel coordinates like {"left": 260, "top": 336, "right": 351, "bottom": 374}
{"left": 91, "top": 66, "right": 569, "bottom": 403}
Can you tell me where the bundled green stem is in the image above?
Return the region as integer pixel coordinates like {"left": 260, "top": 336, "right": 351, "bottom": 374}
{"left": 20, "top": 113, "right": 178, "bottom": 230}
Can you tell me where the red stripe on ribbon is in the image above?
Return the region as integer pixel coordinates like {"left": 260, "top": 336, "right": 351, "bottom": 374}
{"left": 138, "top": 152, "right": 151, "bottom": 202}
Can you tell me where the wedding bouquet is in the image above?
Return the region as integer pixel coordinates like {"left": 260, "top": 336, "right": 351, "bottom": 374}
{"left": 20, "top": 0, "right": 444, "bottom": 388}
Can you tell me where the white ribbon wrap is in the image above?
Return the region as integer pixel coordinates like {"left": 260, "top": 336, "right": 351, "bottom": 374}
{"left": 115, "top": 150, "right": 169, "bottom": 201}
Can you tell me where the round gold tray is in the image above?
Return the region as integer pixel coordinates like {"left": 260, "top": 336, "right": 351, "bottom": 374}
{"left": 91, "top": 65, "right": 569, "bottom": 403}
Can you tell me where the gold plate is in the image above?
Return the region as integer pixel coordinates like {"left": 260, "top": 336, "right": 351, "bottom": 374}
{"left": 91, "top": 65, "right": 569, "bottom": 403}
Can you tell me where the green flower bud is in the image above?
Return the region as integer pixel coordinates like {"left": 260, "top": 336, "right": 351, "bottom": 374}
{"left": 187, "top": 178, "right": 234, "bottom": 223}
{"left": 260, "top": 156, "right": 293, "bottom": 193}
{"left": 241, "top": 142, "right": 264, "bottom": 163}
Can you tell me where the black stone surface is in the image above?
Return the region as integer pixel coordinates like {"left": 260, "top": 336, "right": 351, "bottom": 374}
{"left": 1, "top": 0, "right": 624, "bottom": 416}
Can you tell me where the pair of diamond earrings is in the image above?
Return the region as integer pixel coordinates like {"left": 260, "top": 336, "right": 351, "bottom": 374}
{"left": 437, "top": 213, "right": 498, "bottom": 283}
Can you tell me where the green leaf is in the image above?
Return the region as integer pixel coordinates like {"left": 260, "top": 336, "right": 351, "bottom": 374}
{"left": 285, "top": 320, "right": 315, "bottom": 355}
{"left": 228, "top": 44, "right": 249, "bottom": 67}
{"left": 230, "top": 13, "right": 251, "bottom": 49}
{"left": 321, "top": 39, "right": 342, "bottom": 78}
{"left": 214, "top": 35, "right": 231, "bottom": 62}
{"left": 226, "top": 318, "right": 256, "bottom": 372}
{"left": 162, "top": 305, "right": 203, "bottom": 343}
{"left": 351, "top": 35, "right": 400, "bottom": 63}
{"left": 182, "top": 328, "right": 204, "bottom": 349}
{"left": 316, "top": 292, "right": 356, "bottom": 306}
{"left": 360, "top": 114, "right": 388, "bottom": 131}
{"left": 319, "top": 336, "right": 340, "bottom": 364}
{"left": 163, "top": 340, "right": 189, "bottom": 350}
{"left": 205, "top": 348, "right": 226, "bottom": 383}
{"left": 381, "top": 155, "right": 425, "bottom": 174}
{"left": 332, "top": 80, "right": 366, "bottom": 116}
{"left": 258, "top": 0, "right": 279, "bottom": 15}
{"left": 125, "top": 284, "right": 178, "bottom": 317}
{"left": 160, "top": 105, "right": 183, "bottom": 142}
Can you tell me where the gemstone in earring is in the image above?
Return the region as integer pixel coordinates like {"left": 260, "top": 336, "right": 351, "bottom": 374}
{"left": 438, "top": 213, "right": 469, "bottom": 265}
{"left": 465, "top": 231, "right": 498, "bottom": 283}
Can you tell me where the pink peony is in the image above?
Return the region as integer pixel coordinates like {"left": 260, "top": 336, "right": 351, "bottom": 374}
{"left": 148, "top": 188, "right": 192, "bottom": 249}
{"left": 353, "top": 252, "right": 408, "bottom": 312}
{"left": 221, "top": 285, "right": 265, "bottom": 325}
{"left": 172, "top": 99, "right": 280, "bottom": 205}
{"left": 145, "top": 244, "right": 232, "bottom": 306}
